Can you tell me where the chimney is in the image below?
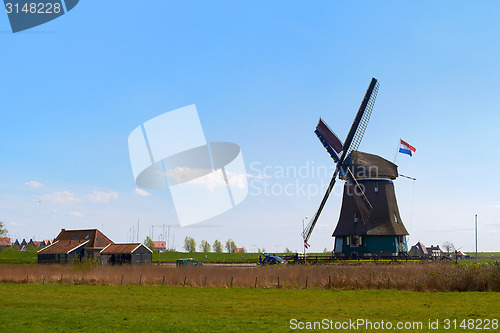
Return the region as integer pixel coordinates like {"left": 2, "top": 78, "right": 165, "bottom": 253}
{"left": 62, "top": 228, "right": 65, "bottom": 231}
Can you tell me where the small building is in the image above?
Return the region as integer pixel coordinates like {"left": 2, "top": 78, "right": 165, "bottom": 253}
{"left": 152, "top": 240, "right": 166, "bottom": 252}
{"left": 100, "top": 243, "right": 152, "bottom": 265}
{"left": 38, "top": 229, "right": 114, "bottom": 264}
{"left": 426, "top": 245, "right": 444, "bottom": 259}
{"left": 0, "top": 237, "right": 11, "bottom": 248}
{"left": 37, "top": 240, "right": 90, "bottom": 264}
{"left": 409, "top": 242, "right": 430, "bottom": 259}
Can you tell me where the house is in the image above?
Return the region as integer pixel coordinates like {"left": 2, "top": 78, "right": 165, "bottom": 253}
{"left": 408, "top": 242, "right": 429, "bottom": 259}
{"left": 152, "top": 241, "right": 166, "bottom": 252}
{"left": 32, "top": 241, "right": 43, "bottom": 248}
{"left": 100, "top": 243, "right": 152, "bottom": 265}
{"left": 455, "top": 251, "right": 467, "bottom": 260}
{"left": 426, "top": 245, "right": 444, "bottom": 259}
{"left": 235, "top": 247, "right": 245, "bottom": 253}
{"left": 0, "top": 237, "right": 11, "bottom": 247}
{"left": 37, "top": 229, "right": 114, "bottom": 264}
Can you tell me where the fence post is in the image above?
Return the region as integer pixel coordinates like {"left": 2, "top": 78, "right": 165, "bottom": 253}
{"left": 183, "top": 276, "right": 187, "bottom": 287}
{"left": 26, "top": 273, "right": 29, "bottom": 283}
{"left": 121, "top": 275, "right": 124, "bottom": 285}
{"left": 328, "top": 275, "right": 331, "bottom": 289}
{"left": 356, "top": 280, "right": 359, "bottom": 290}
{"left": 43, "top": 276, "right": 46, "bottom": 285}
{"left": 204, "top": 276, "right": 207, "bottom": 287}
{"left": 305, "top": 276, "right": 308, "bottom": 289}
{"left": 60, "top": 274, "right": 63, "bottom": 283}
{"left": 139, "top": 275, "right": 142, "bottom": 286}
{"left": 387, "top": 278, "right": 390, "bottom": 289}
{"left": 277, "top": 276, "right": 280, "bottom": 289}
{"left": 230, "top": 276, "right": 233, "bottom": 288}
{"left": 162, "top": 275, "right": 165, "bottom": 286}
{"left": 255, "top": 277, "right": 257, "bottom": 288}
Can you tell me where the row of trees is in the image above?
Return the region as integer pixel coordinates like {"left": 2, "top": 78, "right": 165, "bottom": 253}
{"left": 183, "top": 237, "right": 238, "bottom": 253}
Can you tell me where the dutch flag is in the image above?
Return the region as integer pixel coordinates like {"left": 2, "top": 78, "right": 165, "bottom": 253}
{"left": 304, "top": 242, "right": 310, "bottom": 249}
{"left": 399, "top": 139, "right": 416, "bottom": 156}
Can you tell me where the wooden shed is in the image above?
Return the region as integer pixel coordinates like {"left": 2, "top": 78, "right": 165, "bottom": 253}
{"left": 100, "top": 243, "right": 152, "bottom": 265}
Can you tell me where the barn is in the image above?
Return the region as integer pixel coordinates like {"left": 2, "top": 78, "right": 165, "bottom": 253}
{"left": 100, "top": 243, "right": 152, "bottom": 265}
{"left": 37, "top": 229, "right": 114, "bottom": 264}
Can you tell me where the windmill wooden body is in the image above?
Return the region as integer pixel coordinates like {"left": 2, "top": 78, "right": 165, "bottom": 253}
{"left": 302, "top": 78, "right": 409, "bottom": 258}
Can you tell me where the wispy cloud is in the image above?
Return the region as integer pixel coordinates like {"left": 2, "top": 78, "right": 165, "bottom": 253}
{"left": 69, "top": 211, "right": 85, "bottom": 217}
{"left": 41, "top": 190, "right": 118, "bottom": 205}
{"left": 10, "top": 221, "right": 25, "bottom": 226}
{"left": 41, "top": 191, "right": 80, "bottom": 204}
{"left": 84, "top": 190, "right": 118, "bottom": 203}
{"left": 134, "top": 188, "right": 151, "bottom": 197}
{"left": 25, "top": 180, "right": 43, "bottom": 188}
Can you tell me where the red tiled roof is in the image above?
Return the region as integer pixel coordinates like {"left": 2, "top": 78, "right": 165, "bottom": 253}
{"left": 101, "top": 243, "right": 151, "bottom": 254}
{"left": 152, "top": 241, "right": 165, "bottom": 248}
{"left": 38, "top": 240, "right": 89, "bottom": 254}
{"left": 55, "top": 229, "right": 113, "bottom": 248}
{"left": 0, "top": 238, "right": 11, "bottom": 246}
{"left": 32, "top": 241, "right": 43, "bottom": 247}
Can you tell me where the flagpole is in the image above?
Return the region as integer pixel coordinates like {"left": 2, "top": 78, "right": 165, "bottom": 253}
{"left": 393, "top": 138, "right": 401, "bottom": 163}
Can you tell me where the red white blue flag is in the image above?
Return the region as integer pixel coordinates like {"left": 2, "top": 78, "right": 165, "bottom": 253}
{"left": 399, "top": 139, "right": 416, "bottom": 156}
{"left": 304, "top": 242, "right": 310, "bottom": 249}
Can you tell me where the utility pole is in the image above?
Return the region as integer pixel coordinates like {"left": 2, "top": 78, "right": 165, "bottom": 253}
{"left": 137, "top": 218, "right": 140, "bottom": 243}
{"left": 475, "top": 214, "right": 478, "bottom": 264}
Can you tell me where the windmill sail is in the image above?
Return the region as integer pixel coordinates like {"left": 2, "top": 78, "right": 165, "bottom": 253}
{"left": 304, "top": 78, "right": 379, "bottom": 243}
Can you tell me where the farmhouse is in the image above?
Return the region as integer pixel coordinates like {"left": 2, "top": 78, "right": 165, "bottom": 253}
{"left": 0, "top": 237, "right": 11, "bottom": 248}
{"left": 37, "top": 229, "right": 114, "bottom": 264}
{"left": 408, "top": 242, "right": 429, "bottom": 259}
{"left": 409, "top": 242, "right": 446, "bottom": 259}
{"left": 152, "top": 240, "right": 166, "bottom": 252}
{"left": 100, "top": 243, "right": 152, "bottom": 265}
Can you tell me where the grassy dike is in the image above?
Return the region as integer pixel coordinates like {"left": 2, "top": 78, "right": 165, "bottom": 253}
{"left": 0, "top": 284, "right": 498, "bottom": 332}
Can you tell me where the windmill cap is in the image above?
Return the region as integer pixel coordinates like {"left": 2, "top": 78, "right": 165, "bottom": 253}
{"left": 341, "top": 151, "right": 398, "bottom": 180}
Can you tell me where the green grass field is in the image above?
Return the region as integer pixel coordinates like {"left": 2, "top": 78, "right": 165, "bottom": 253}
{"left": 0, "top": 284, "right": 498, "bottom": 332}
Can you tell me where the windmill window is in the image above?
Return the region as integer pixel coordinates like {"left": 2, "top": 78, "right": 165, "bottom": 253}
{"left": 354, "top": 212, "right": 359, "bottom": 223}
{"left": 350, "top": 236, "right": 362, "bottom": 247}
{"left": 374, "top": 182, "right": 378, "bottom": 192}
{"left": 394, "top": 213, "right": 398, "bottom": 223}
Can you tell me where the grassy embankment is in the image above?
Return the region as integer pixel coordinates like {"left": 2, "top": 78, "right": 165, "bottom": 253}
{"left": 1, "top": 247, "right": 499, "bottom": 265}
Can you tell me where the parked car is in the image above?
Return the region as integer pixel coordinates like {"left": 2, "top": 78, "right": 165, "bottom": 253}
{"left": 176, "top": 258, "right": 203, "bottom": 266}
{"left": 259, "top": 253, "right": 288, "bottom": 265}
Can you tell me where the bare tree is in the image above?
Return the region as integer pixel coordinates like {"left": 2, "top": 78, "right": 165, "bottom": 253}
{"left": 442, "top": 241, "right": 454, "bottom": 254}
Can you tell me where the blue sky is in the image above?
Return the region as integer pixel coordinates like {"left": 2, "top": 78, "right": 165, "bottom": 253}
{"left": 1, "top": 1, "right": 499, "bottom": 252}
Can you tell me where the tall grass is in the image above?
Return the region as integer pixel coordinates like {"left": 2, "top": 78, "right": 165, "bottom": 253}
{"left": 1, "top": 262, "right": 498, "bottom": 291}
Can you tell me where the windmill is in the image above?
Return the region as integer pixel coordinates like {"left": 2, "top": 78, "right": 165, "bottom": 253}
{"left": 302, "top": 78, "right": 409, "bottom": 258}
